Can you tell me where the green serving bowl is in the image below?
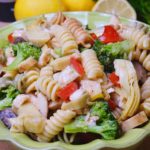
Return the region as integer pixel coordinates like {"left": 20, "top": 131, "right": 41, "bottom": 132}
{"left": 0, "top": 12, "right": 150, "bottom": 150}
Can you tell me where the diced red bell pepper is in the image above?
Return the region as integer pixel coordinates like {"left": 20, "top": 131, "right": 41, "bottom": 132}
{"left": 108, "top": 99, "right": 117, "bottom": 110}
{"left": 90, "top": 33, "right": 98, "bottom": 40}
{"left": 99, "top": 25, "right": 122, "bottom": 44}
{"left": 8, "top": 33, "right": 14, "bottom": 43}
{"left": 109, "top": 72, "right": 121, "bottom": 88}
{"left": 70, "top": 57, "right": 84, "bottom": 76}
{"left": 90, "top": 33, "right": 98, "bottom": 45}
{"left": 57, "top": 82, "right": 78, "bottom": 101}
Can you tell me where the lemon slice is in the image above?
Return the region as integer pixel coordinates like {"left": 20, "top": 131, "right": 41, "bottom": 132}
{"left": 92, "top": 0, "right": 137, "bottom": 20}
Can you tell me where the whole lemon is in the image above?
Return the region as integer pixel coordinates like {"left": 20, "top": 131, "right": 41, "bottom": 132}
{"left": 14, "top": 0, "right": 67, "bottom": 20}
{"left": 63, "top": 0, "right": 96, "bottom": 11}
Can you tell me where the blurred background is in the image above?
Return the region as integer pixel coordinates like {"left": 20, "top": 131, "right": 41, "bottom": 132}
{"left": 0, "top": 0, "right": 149, "bottom": 25}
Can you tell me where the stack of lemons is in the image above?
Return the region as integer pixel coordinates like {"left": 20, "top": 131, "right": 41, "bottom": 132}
{"left": 14, "top": 0, "right": 96, "bottom": 20}
{"left": 14, "top": 0, "right": 136, "bottom": 20}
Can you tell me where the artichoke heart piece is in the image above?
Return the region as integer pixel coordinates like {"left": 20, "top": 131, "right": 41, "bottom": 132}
{"left": 114, "top": 59, "right": 140, "bottom": 120}
{"left": 18, "top": 102, "right": 45, "bottom": 134}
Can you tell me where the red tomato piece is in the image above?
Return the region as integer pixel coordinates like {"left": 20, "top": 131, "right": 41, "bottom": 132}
{"left": 99, "top": 25, "right": 122, "bottom": 44}
{"left": 108, "top": 99, "right": 117, "bottom": 110}
{"left": 70, "top": 57, "right": 84, "bottom": 76}
{"left": 8, "top": 33, "right": 14, "bottom": 43}
{"left": 109, "top": 72, "right": 121, "bottom": 88}
{"left": 57, "top": 82, "right": 78, "bottom": 101}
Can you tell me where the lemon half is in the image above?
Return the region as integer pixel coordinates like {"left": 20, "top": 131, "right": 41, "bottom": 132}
{"left": 92, "top": 0, "right": 136, "bottom": 19}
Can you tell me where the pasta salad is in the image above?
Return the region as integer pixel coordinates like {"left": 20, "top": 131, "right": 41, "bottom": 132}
{"left": 0, "top": 12, "right": 150, "bottom": 144}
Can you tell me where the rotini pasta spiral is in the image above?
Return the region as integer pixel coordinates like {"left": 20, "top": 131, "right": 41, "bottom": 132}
{"left": 37, "top": 109, "right": 76, "bottom": 142}
{"left": 140, "top": 77, "right": 150, "bottom": 117}
{"left": 140, "top": 98, "right": 150, "bottom": 117}
{"left": 57, "top": 132, "right": 76, "bottom": 144}
{"left": 119, "top": 24, "right": 150, "bottom": 50}
{"left": 35, "top": 76, "right": 60, "bottom": 101}
{"left": 81, "top": 49, "right": 104, "bottom": 79}
{"left": 63, "top": 18, "right": 92, "bottom": 48}
{"left": 131, "top": 49, "right": 150, "bottom": 71}
{"left": 50, "top": 25, "right": 78, "bottom": 55}
{"left": 141, "top": 77, "right": 150, "bottom": 100}
{"left": 22, "top": 68, "right": 39, "bottom": 93}
{"left": 14, "top": 74, "right": 25, "bottom": 92}
{"left": 40, "top": 64, "right": 53, "bottom": 77}
{"left": 50, "top": 37, "right": 61, "bottom": 49}
{"left": 38, "top": 45, "right": 52, "bottom": 68}
{"left": 48, "top": 12, "right": 66, "bottom": 26}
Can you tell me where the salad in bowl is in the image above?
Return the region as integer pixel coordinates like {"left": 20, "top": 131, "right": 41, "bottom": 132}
{"left": 0, "top": 12, "right": 150, "bottom": 150}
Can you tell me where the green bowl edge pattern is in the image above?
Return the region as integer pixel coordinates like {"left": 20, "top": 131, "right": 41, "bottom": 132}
{"left": 0, "top": 11, "right": 149, "bottom": 150}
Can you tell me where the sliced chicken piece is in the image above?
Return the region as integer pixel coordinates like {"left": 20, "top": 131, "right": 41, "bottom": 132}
{"left": 51, "top": 52, "right": 81, "bottom": 72}
{"left": 61, "top": 88, "right": 90, "bottom": 110}
{"left": 121, "top": 111, "right": 148, "bottom": 132}
{"left": 54, "top": 66, "right": 79, "bottom": 87}
{"left": 38, "top": 45, "right": 52, "bottom": 67}
{"left": 81, "top": 80, "right": 103, "bottom": 101}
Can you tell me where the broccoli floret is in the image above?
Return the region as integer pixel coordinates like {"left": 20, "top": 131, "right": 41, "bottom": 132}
{"left": 5, "top": 42, "right": 41, "bottom": 71}
{"left": 90, "top": 101, "right": 115, "bottom": 122}
{"left": 0, "top": 85, "right": 20, "bottom": 110}
{"left": 93, "top": 40, "right": 135, "bottom": 72}
{"left": 64, "top": 101, "right": 119, "bottom": 140}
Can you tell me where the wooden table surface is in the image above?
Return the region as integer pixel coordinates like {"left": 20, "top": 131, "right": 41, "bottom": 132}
{"left": 0, "top": 21, "right": 149, "bottom": 150}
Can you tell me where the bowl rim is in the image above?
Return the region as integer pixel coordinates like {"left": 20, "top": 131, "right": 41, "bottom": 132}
{"left": 0, "top": 11, "right": 149, "bottom": 32}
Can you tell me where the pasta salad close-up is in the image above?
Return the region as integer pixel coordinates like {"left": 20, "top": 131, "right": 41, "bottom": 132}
{"left": 0, "top": 12, "right": 150, "bottom": 145}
